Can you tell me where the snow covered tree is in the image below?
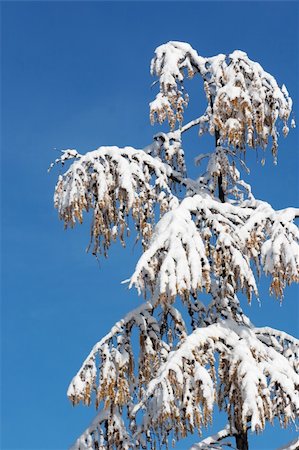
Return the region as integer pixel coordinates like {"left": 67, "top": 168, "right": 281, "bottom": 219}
{"left": 51, "top": 42, "right": 299, "bottom": 450}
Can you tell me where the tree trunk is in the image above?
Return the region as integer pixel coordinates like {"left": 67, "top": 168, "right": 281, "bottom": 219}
{"left": 217, "top": 172, "right": 225, "bottom": 203}
{"left": 214, "top": 129, "right": 225, "bottom": 203}
{"left": 235, "top": 429, "right": 249, "bottom": 450}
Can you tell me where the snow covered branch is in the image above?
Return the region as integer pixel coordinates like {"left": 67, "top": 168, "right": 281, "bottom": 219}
{"left": 150, "top": 41, "right": 207, "bottom": 129}
{"left": 189, "top": 425, "right": 234, "bottom": 450}
{"left": 195, "top": 146, "right": 253, "bottom": 202}
{"left": 53, "top": 145, "right": 181, "bottom": 255}
{"left": 130, "top": 194, "right": 299, "bottom": 302}
{"left": 132, "top": 319, "right": 299, "bottom": 445}
{"left": 276, "top": 437, "right": 299, "bottom": 450}
{"left": 70, "top": 410, "right": 108, "bottom": 450}
{"left": 67, "top": 298, "right": 193, "bottom": 411}
{"left": 151, "top": 41, "right": 293, "bottom": 163}
{"left": 67, "top": 301, "right": 160, "bottom": 408}
{"left": 70, "top": 408, "right": 135, "bottom": 450}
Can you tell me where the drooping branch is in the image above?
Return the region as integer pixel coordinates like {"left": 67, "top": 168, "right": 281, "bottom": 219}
{"left": 129, "top": 194, "right": 299, "bottom": 303}
{"left": 67, "top": 304, "right": 299, "bottom": 449}
{"left": 69, "top": 410, "right": 109, "bottom": 450}
{"left": 150, "top": 41, "right": 293, "bottom": 163}
{"left": 67, "top": 301, "right": 158, "bottom": 407}
{"left": 53, "top": 145, "right": 182, "bottom": 256}
{"left": 253, "top": 326, "right": 299, "bottom": 372}
{"left": 131, "top": 318, "right": 299, "bottom": 446}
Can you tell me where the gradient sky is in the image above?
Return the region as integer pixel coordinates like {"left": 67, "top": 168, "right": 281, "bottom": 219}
{"left": 1, "top": 2, "right": 299, "bottom": 449}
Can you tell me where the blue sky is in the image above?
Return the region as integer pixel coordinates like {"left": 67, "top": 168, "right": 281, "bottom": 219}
{"left": 1, "top": 2, "right": 298, "bottom": 449}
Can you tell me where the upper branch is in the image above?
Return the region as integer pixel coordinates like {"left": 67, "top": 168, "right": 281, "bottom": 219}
{"left": 150, "top": 41, "right": 294, "bottom": 162}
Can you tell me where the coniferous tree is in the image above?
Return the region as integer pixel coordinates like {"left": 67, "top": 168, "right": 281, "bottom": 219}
{"left": 51, "top": 42, "right": 299, "bottom": 450}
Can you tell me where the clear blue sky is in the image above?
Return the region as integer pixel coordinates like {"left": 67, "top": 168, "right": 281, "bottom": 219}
{"left": 1, "top": 2, "right": 298, "bottom": 449}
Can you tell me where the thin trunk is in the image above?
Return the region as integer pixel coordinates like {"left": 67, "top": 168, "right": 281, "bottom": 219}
{"left": 235, "top": 429, "right": 249, "bottom": 450}
{"left": 215, "top": 129, "right": 225, "bottom": 203}
{"left": 218, "top": 172, "right": 225, "bottom": 203}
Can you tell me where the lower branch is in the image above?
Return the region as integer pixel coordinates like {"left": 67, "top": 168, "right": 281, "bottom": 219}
{"left": 189, "top": 424, "right": 234, "bottom": 449}
{"left": 276, "top": 437, "right": 299, "bottom": 450}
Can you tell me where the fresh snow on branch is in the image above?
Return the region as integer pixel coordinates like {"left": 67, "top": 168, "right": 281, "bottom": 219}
{"left": 53, "top": 145, "right": 181, "bottom": 255}
{"left": 67, "top": 301, "right": 158, "bottom": 408}
{"left": 189, "top": 425, "right": 234, "bottom": 450}
{"left": 130, "top": 194, "right": 299, "bottom": 302}
{"left": 131, "top": 319, "right": 298, "bottom": 439}
{"left": 151, "top": 41, "right": 293, "bottom": 163}
{"left": 69, "top": 303, "right": 298, "bottom": 449}
{"left": 51, "top": 41, "right": 298, "bottom": 450}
